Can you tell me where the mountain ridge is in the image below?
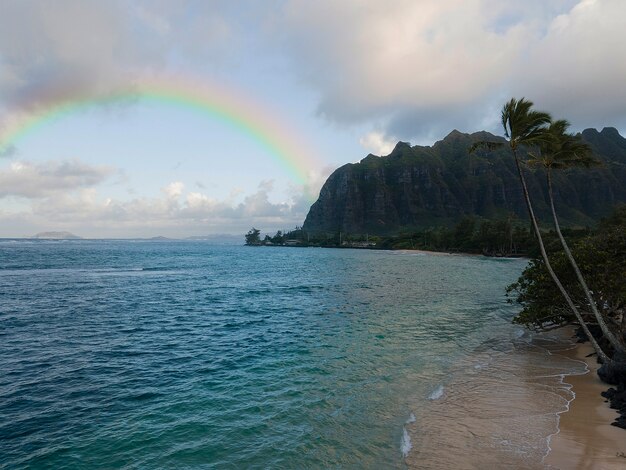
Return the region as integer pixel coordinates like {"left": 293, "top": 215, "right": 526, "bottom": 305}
{"left": 302, "top": 127, "right": 626, "bottom": 234}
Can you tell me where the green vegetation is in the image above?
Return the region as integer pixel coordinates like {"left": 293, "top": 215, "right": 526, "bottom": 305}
{"left": 245, "top": 227, "right": 304, "bottom": 246}
{"left": 244, "top": 215, "right": 536, "bottom": 255}
{"left": 244, "top": 228, "right": 261, "bottom": 246}
{"left": 508, "top": 206, "right": 626, "bottom": 332}
{"left": 474, "top": 98, "right": 625, "bottom": 393}
{"left": 303, "top": 125, "right": 626, "bottom": 235}
{"left": 377, "top": 216, "right": 534, "bottom": 255}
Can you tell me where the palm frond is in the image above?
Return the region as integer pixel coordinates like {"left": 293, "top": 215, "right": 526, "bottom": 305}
{"left": 501, "top": 97, "right": 551, "bottom": 148}
{"left": 535, "top": 118, "right": 600, "bottom": 170}
{"left": 526, "top": 152, "right": 548, "bottom": 168}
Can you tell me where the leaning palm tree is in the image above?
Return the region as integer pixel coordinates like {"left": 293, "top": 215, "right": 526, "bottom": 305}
{"left": 528, "top": 120, "right": 626, "bottom": 354}
{"left": 471, "top": 98, "right": 610, "bottom": 362}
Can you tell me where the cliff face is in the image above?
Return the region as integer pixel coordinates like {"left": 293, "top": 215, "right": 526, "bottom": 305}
{"left": 303, "top": 128, "right": 626, "bottom": 234}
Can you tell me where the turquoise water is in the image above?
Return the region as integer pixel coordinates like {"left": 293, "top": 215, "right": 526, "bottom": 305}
{"left": 0, "top": 241, "right": 528, "bottom": 469}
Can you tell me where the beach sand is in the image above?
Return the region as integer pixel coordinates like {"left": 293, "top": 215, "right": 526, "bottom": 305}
{"left": 545, "top": 342, "right": 626, "bottom": 470}
{"left": 405, "top": 330, "right": 625, "bottom": 469}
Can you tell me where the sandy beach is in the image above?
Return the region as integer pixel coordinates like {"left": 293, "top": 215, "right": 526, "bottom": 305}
{"left": 396, "top": 248, "right": 483, "bottom": 257}
{"left": 545, "top": 342, "right": 626, "bottom": 469}
{"left": 405, "top": 328, "right": 626, "bottom": 469}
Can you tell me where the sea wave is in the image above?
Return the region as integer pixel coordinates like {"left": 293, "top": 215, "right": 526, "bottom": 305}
{"left": 400, "top": 428, "right": 412, "bottom": 457}
{"left": 428, "top": 385, "right": 444, "bottom": 400}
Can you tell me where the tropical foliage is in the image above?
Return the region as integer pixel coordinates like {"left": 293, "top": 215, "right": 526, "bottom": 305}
{"left": 244, "top": 228, "right": 261, "bottom": 245}
{"left": 508, "top": 207, "right": 626, "bottom": 334}
{"left": 475, "top": 97, "right": 626, "bottom": 386}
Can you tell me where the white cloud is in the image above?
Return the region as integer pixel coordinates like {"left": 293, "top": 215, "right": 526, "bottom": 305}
{"left": 519, "top": 0, "right": 626, "bottom": 126}
{"left": 0, "top": 179, "right": 313, "bottom": 238}
{"left": 272, "top": 0, "right": 626, "bottom": 140}
{"left": 0, "top": 0, "right": 241, "bottom": 113}
{"left": 163, "top": 181, "right": 184, "bottom": 199}
{"left": 0, "top": 159, "right": 116, "bottom": 198}
{"left": 274, "top": 1, "right": 525, "bottom": 121}
{"left": 359, "top": 131, "right": 396, "bottom": 156}
{"left": 3, "top": 0, "right": 622, "bottom": 144}
{"left": 0, "top": 1, "right": 149, "bottom": 110}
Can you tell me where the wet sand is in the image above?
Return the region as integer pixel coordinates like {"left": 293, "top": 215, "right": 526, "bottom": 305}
{"left": 405, "top": 331, "right": 585, "bottom": 469}
{"left": 545, "top": 342, "right": 626, "bottom": 470}
{"left": 404, "top": 329, "right": 625, "bottom": 469}
{"left": 397, "top": 248, "right": 481, "bottom": 257}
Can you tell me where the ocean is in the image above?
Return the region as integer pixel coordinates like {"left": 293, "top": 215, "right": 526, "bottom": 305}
{"left": 0, "top": 241, "right": 583, "bottom": 469}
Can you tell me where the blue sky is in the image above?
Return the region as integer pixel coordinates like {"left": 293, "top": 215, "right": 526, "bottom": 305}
{"left": 1, "top": 0, "right": 625, "bottom": 237}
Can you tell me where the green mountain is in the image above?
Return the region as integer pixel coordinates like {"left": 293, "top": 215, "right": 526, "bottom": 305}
{"left": 303, "top": 128, "right": 626, "bottom": 235}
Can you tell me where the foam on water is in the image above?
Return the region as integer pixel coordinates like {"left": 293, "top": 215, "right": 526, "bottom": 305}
{"left": 400, "top": 428, "right": 412, "bottom": 457}
{"left": 428, "top": 385, "right": 445, "bottom": 400}
{"left": 400, "top": 411, "right": 418, "bottom": 457}
{"left": 541, "top": 340, "right": 589, "bottom": 465}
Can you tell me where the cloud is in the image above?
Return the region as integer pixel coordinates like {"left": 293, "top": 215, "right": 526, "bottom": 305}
{"left": 272, "top": 0, "right": 626, "bottom": 140}
{"left": 0, "top": 0, "right": 241, "bottom": 113}
{"left": 359, "top": 131, "right": 396, "bottom": 156}
{"left": 2, "top": 0, "right": 624, "bottom": 145}
{"left": 163, "top": 181, "right": 184, "bottom": 199}
{"left": 2, "top": 0, "right": 624, "bottom": 238}
{"left": 0, "top": 1, "right": 148, "bottom": 110}
{"left": 0, "top": 179, "right": 313, "bottom": 237}
{"left": 519, "top": 0, "right": 626, "bottom": 126}
{"left": 0, "top": 159, "right": 116, "bottom": 198}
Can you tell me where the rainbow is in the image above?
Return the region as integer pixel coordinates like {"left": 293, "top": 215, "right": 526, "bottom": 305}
{"left": 0, "top": 75, "right": 319, "bottom": 190}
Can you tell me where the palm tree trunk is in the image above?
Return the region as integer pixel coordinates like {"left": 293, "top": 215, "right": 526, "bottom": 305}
{"left": 547, "top": 169, "right": 625, "bottom": 353}
{"left": 512, "top": 150, "right": 611, "bottom": 363}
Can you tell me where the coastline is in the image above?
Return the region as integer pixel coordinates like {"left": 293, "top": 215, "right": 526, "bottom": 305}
{"left": 396, "top": 248, "right": 520, "bottom": 258}
{"left": 404, "top": 328, "right": 625, "bottom": 469}
{"left": 545, "top": 341, "right": 626, "bottom": 469}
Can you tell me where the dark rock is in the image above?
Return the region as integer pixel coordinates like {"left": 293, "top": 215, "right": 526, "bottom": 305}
{"left": 573, "top": 326, "right": 626, "bottom": 429}
{"left": 598, "top": 361, "right": 626, "bottom": 385}
{"left": 601, "top": 383, "right": 626, "bottom": 430}
{"left": 574, "top": 325, "right": 615, "bottom": 360}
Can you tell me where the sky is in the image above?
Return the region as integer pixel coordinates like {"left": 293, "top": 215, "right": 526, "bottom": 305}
{"left": 1, "top": 0, "right": 625, "bottom": 238}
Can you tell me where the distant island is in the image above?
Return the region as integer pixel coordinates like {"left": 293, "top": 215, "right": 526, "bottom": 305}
{"left": 31, "top": 231, "right": 82, "bottom": 240}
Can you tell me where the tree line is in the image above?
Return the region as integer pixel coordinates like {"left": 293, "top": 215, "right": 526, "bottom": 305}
{"left": 245, "top": 227, "right": 306, "bottom": 246}
{"left": 246, "top": 217, "right": 540, "bottom": 254}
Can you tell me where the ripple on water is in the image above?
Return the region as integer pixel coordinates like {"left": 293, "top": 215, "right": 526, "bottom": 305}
{"left": 1, "top": 241, "right": 530, "bottom": 469}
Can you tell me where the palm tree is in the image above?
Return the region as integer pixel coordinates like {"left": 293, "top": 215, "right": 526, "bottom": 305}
{"left": 529, "top": 120, "right": 626, "bottom": 354}
{"left": 471, "top": 98, "right": 610, "bottom": 362}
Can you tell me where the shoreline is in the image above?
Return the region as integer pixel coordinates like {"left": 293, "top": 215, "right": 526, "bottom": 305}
{"left": 404, "top": 329, "right": 624, "bottom": 469}
{"left": 395, "top": 248, "right": 526, "bottom": 258}
{"left": 544, "top": 340, "right": 626, "bottom": 469}
{"left": 250, "top": 243, "right": 530, "bottom": 258}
